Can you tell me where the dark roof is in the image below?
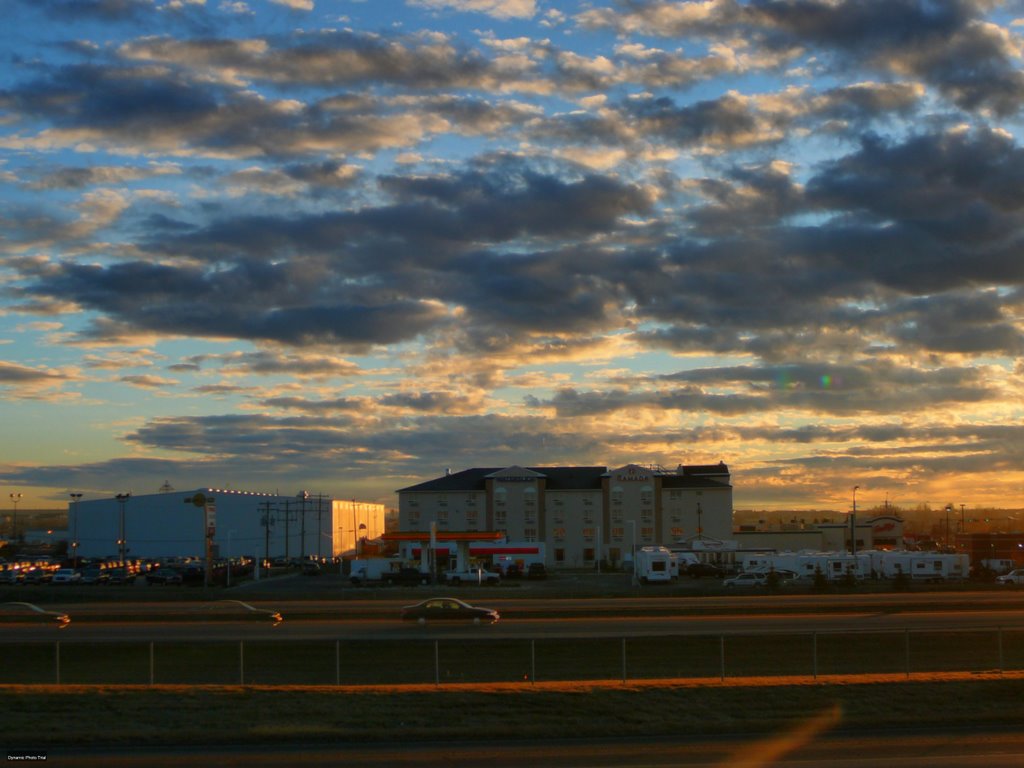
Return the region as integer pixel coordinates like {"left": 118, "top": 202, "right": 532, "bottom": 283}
{"left": 679, "top": 462, "right": 730, "bottom": 477}
{"left": 660, "top": 474, "right": 731, "bottom": 490}
{"left": 397, "top": 466, "right": 607, "bottom": 493}
{"left": 397, "top": 465, "right": 732, "bottom": 492}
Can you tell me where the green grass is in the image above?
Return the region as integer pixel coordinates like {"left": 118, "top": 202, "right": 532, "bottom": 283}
{"left": 3, "top": 675, "right": 1024, "bottom": 747}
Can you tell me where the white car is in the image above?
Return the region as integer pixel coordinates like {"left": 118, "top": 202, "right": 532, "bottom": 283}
{"left": 996, "top": 569, "right": 1024, "bottom": 585}
{"left": 723, "top": 572, "right": 768, "bottom": 587}
{"left": 51, "top": 568, "right": 81, "bottom": 585}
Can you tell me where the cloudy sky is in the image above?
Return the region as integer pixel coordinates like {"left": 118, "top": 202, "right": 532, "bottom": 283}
{"left": 1, "top": 0, "right": 1023, "bottom": 513}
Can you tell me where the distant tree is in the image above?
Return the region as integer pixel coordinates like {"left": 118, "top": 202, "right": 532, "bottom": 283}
{"left": 812, "top": 566, "right": 830, "bottom": 592}
{"left": 892, "top": 566, "right": 910, "bottom": 592}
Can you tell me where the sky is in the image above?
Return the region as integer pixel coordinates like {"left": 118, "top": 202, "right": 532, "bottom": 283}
{"left": 1, "top": 0, "right": 1023, "bottom": 514}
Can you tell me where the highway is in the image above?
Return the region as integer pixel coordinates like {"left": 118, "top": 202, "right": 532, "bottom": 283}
{"left": 4, "top": 590, "right": 1024, "bottom": 641}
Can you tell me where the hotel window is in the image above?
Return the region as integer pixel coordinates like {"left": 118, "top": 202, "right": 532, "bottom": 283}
{"left": 640, "top": 485, "right": 653, "bottom": 506}
{"left": 611, "top": 527, "right": 624, "bottom": 542}
{"left": 466, "top": 509, "right": 478, "bottom": 530}
{"left": 409, "top": 511, "right": 420, "bottom": 526}
{"left": 466, "top": 494, "right": 476, "bottom": 506}
{"left": 611, "top": 487, "right": 623, "bottom": 506}
{"left": 495, "top": 508, "right": 506, "bottom": 527}
{"left": 583, "top": 527, "right": 595, "bottom": 541}
{"left": 671, "top": 527, "right": 684, "bottom": 542}
{"left": 669, "top": 490, "right": 682, "bottom": 501}
{"left": 555, "top": 548, "right": 565, "bottom": 564}
{"left": 553, "top": 527, "right": 566, "bottom": 541}
{"left": 524, "top": 528, "right": 537, "bottom": 542}
{"left": 611, "top": 509, "right": 623, "bottom": 524}
{"left": 583, "top": 548, "right": 595, "bottom": 563}
{"left": 437, "top": 510, "right": 448, "bottom": 527}
{"left": 640, "top": 526, "right": 653, "bottom": 541}
{"left": 670, "top": 513, "right": 681, "bottom": 524}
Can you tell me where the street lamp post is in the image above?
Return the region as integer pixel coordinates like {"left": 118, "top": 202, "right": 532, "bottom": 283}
{"left": 945, "top": 504, "right": 953, "bottom": 551}
{"left": 628, "top": 520, "right": 637, "bottom": 586}
{"left": 69, "top": 493, "right": 82, "bottom": 567}
{"left": 115, "top": 493, "right": 130, "bottom": 567}
{"left": 851, "top": 486, "right": 859, "bottom": 557}
{"left": 9, "top": 492, "right": 22, "bottom": 544}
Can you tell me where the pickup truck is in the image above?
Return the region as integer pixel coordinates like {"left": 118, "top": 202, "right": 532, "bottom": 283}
{"left": 444, "top": 568, "right": 501, "bottom": 585}
{"left": 996, "top": 569, "right": 1024, "bottom": 585}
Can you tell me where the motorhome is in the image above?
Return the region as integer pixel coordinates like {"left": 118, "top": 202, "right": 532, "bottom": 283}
{"left": 635, "top": 546, "right": 675, "bottom": 583}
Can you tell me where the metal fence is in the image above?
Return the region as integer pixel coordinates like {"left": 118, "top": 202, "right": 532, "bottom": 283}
{"left": 3, "top": 628, "right": 1022, "bottom": 686}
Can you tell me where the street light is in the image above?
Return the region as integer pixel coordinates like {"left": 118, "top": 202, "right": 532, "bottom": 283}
{"left": 69, "top": 493, "right": 82, "bottom": 567}
{"left": 115, "top": 493, "right": 130, "bottom": 567}
{"left": 9, "top": 493, "right": 22, "bottom": 543}
{"left": 628, "top": 520, "right": 637, "bottom": 586}
{"left": 850, "top": 486, "right": 859, "bottom": 557}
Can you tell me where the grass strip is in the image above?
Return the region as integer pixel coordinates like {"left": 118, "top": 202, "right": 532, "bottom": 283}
{"left": 3, "top": 673, "right": 1024, "bottom": 747}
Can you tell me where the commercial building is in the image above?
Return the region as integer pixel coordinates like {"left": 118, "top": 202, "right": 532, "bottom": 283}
{"left": 70, "top": 488, "right": 385, "bottom": 562}
{"left": 395, "top": 462, "right": 733, "bottom": 569}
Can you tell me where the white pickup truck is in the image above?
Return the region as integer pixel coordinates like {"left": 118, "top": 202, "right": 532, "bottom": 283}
{"left": 444, "top": 568, "right": 501, "bottom": 585}
{"left": 996, "top": 569, "right": 1024, "bottom": 585}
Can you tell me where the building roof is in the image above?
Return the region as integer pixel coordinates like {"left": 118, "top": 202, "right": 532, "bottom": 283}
{"left": 397, "top": 466, "right": 609, "bottom": 493}
{"left": 396, "top": 465, "right": 729, "bottom": 492}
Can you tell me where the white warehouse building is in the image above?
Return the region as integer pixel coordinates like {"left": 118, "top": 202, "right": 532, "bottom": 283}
{"left": 70, "top": 488, "right": 385, "bottom": 562}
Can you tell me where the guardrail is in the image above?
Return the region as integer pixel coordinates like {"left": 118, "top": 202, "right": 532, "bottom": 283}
{"left": 3, "top": 627, "right": 1023, "bottom": 686}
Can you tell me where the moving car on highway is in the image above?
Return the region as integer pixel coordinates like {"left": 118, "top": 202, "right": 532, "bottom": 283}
{"left": 401, "top": 597, "right": 500, "bottom": 624}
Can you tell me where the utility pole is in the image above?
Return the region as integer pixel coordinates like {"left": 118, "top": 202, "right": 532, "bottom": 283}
{"left": 282, "top": 499, "right": 290, "bottom": 561}
{"left": 259, "top": 500, "right": 276, "bottom": 576}
{"left": 298, "top": 491, "right": 309, "bottom": 560}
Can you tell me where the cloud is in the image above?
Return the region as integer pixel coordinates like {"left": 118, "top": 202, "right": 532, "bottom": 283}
{"left": 579, "top": 0, "right": 1024, "bottom": 115}
{"left": 408, "top": 0, "right": 537, "bottom": 20}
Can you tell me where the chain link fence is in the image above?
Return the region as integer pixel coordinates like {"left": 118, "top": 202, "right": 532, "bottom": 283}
{"left": 3, "top": 627, "right": 1024, "bottom": 686}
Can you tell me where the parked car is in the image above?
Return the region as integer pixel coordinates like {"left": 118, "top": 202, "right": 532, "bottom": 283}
{"left": 527, "top": 563, "right": 547, "bottom": 580}
{"left": 51, "top": 568, "right": 82, "bottom": 585}
{"left": 79, "top": 567, "right": 109, "bottom": 585}
{"left": 19, "top": 567, "right": 53, "bottom": 585}
{"left": 996, "top": 569, "right": 1024, "bottom": 585}
{"left": 105, "top": 567, "right": 136, "bottom": 585}
{"left": 300, "top": 561, "right": 322, "bottom": 576}
{"left": 723, "top": 572, "right": 768, "bottom": 588}
{"left": 146, "top": 568, "right": 183, "bottom": 585}
{"left": 400, "top": 597, "right": 500, "bottom": 624}
{"left": 687, "top": 562, "right": 725, "bottom": 579}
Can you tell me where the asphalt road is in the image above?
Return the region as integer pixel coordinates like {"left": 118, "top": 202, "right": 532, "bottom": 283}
{"left": 44, "top": 729, "right": 1024, "bottom": 767}
{"left": 4, "top": 589, "right": 1024, "bottom": 641}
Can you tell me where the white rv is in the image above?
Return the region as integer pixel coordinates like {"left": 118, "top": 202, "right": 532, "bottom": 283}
{"left": 635, "top": 546, "right": 675, "bottom": 583}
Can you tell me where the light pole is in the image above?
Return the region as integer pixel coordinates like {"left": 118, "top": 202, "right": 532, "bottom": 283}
{"left": 115, "top": 493, "right": 130, "bottom": 567}
{"left": 628, "top": 520, "right": 637, "bottom": 586}
{"left": 945, "top": 504, "right": 953, "bottom": 551}
{"left": 69, "top": 492, "right": 82, "bottom": 567}
{"left": 850, "top": 486, "right": 859, "bottom": 557}
{"left": 9, "top": 492, "right": 22, "bottom": 544}
{"left": 297, "top": 490, "right": 309, "bottom": 560}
